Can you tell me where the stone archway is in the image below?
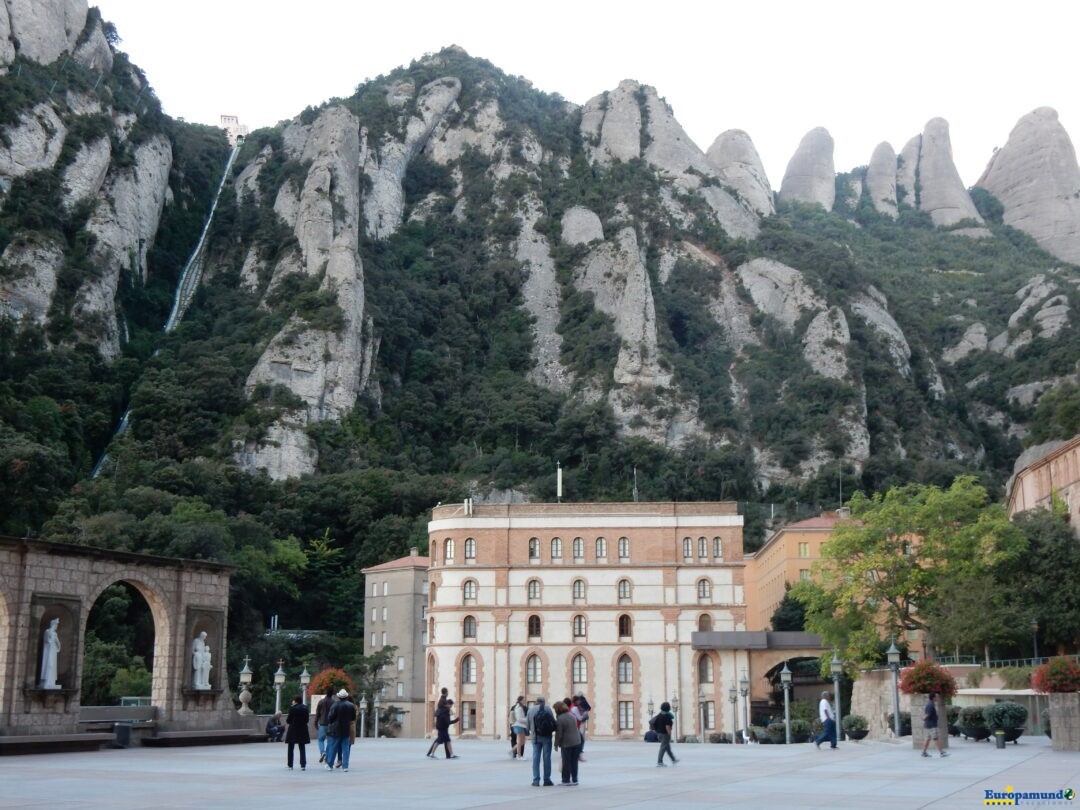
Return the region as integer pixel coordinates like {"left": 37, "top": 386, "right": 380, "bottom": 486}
{"left": 0, "top": 536, "right": 235, "bottom": 735}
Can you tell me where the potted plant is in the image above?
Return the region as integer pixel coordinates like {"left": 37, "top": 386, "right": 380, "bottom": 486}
{"left": 958, "top": 705, "right": 991, "bottom": 741}
{"left": 1032, "top": 657, "right": 1080, "bottom": 751}
{"left": 946, "top": 705, "right": 960, "bottom": 736}
{"left": 842, "top": 714, "right": 869, "bottom": 740}
{"left": 899, "top": 660, "right": 958, "bottom": 699}
{"left": 790, "top": 718, "right": 811, "bottom": 743}
{"left": 887, "top": 711, "right": 911, "bottom": 736}
{"left": 984, "top": 701, "right": 1028, "bottom": 744}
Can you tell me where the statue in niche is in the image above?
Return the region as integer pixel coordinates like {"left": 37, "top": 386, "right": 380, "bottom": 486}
{"left": 192, "top": 631, "right": 213, "bottom": 690}
{"left": 40, "top": 618, "right": 61, "bottom": 689}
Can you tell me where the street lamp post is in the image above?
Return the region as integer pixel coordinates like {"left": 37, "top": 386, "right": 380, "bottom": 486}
{"left": 699, "top": 687, "right": 706, "bottom": 740}
{"left": 299, "top": 667, "right": 311, "bottom": 700}
{"left": 358, "top": 696, "right": 367, "bottom": 739}
{"left": 648, "top": 697, "right": 654, "bottom": 731}
{"left": 831, "top": 650, "right": 843, "bottom": 743}
{"left": 373, "top": 693, "right": 380, "bottom": 739}
{"left": 728, "top": 685, "right": 738, "bottom": 743}
{"left": 671, "top": 693, "right": 679, "bottom": 741}
{"left": 887, "top": 641, "right": 902, "bottom": 738}
{"left": 237, "top": 656, "right": 254, "bottom": 715}
{"left": 739, "top": 673, "right": 749, "bottom": 742}
{"left": 780, "top": 661, "right": 792, "bottom": 745}
{"left": 273, "top": 659, "right": 286, "bottom": 714}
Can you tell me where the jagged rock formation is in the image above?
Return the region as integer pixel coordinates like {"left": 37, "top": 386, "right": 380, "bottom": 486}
{"left": 0, "top": 104, "right": 66, "bottom": 180}
{"left": 851, "top": 287, "right": 912, "bottom": 378}
{"left": 239, "top": 106, "right": 375, "bottom": 479}
{"left": 865, "top": 142, "right": 898, "bottom": 218}
{"left": 942, "top": 323, "right": 988, "bottom": 364}
{"left": 803, "top": 307, "right": 850, "bottom": 379}
{"left": 574, "top": 227, "right": 670, "bottom": 388}
{"left": 736, "top": 257, "right": 825, "bottom": 329}
{"left": 779, "top": 128, "right": 835, "bottom": 210}
{"left": 706, "top": 129, "right": 774, "bottom": 215}
{"left": 0, "top": 0, "right": 86, "bottom": 67}
{"left": 520, "top": 195, "right": 569, "bottom": 392}
{"left": 894, "top": 119, "right": 989, "bottom": 234}
{"left": 363, "top": 76, "right": 461, "bottom": 239}
{"left": 581, "top": 80, "right": 759, "bottom": 239}
{"left": 561, "top": 206, "right": 604, "bottom": 245}
{"left": 977, "top": 107, "right": 1080, "bottom": 264}
{"left": 0, "top": 235, "right": 61, "bottom": 325}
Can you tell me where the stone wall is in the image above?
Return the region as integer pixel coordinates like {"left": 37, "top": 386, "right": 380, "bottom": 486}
{"left": 850, "top": 668, "right": 914, "bottom": 740}
{"left": 0, "top": 537, "right": 236, "bottom": 735}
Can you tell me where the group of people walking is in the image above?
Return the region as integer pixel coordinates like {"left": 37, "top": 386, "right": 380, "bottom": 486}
{"left": 275, "top": 687, "right": 360, "bottom": 772}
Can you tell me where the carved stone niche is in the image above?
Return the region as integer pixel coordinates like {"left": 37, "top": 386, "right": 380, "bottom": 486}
{"left": 185, "top": 606, "right": 225, "bottom": 692}
{"left": 24, "top": 594, "right": 82, "bottom": 710}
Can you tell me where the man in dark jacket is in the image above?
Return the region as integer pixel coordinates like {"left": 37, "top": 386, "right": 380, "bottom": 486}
{"left": 313, "top": 687, "right": 335, "bottom": 763}
{"left": 428, "top": 698, "right": 460, "bottom": 759}
{"left": 285, "top": 694, "right": 310, "bottom": 770}
{"left": 325, "top": 689, "right": 357, "bottom": 772}
{"left": 655, "top": 701, "right": 678, "bottom": 766}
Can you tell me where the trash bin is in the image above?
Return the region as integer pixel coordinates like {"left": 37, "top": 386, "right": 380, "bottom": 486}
{"left": 115, "top": 723, "right": 132, "bottom": 748}
{"left": 994, "top": 730, "right": 1006, "bottom": 749}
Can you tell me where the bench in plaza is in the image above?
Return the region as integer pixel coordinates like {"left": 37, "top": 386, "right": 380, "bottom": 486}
{"left": 0, "top": 733, "right": 115, "bottom": 755}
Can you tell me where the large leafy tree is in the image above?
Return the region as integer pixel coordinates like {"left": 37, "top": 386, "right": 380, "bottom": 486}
{"left": 1010, "top": 502, "right": 1080, "bottom": 654}
{"left": 793, "top": 476, "right": 1025, "bottom": 665}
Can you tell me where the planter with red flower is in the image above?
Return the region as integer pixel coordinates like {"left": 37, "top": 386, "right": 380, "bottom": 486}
{"left": 308, "top": 667, "right": 355, "bottom": 700}
{"left": 899, "top": 660, "right": 956, "bottom": 750}
{"left": 1032, "top": 657, "right": 1080, "bottom": 752}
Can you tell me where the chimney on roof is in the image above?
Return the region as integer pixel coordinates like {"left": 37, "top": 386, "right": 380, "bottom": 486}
{"left": 410, "top": 547, "right": 418, "bottom": 557}
{"left": 836, "top": 507, "right": 851, "bottom": 519}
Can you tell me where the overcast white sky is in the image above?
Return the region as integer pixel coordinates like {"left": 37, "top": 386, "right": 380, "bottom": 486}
{"left": 93, "top": 0, "right": 1078, "bottom": 188}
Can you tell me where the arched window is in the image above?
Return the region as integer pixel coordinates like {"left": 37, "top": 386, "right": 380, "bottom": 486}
{"left": 551, "top": 537, "right": 563, "bottom": 559}
{"left": 618, "top": 614, "right": 632, "bottom": 637}
{"left": 528, "top": 537, "right": 540, "bottom": 558}
{"left": 698, "top": 536, "right": 707, "bottom": 557}
{"left": 698, "top": 614, "right": 713, "bottom": 632}
{"left": 617, "top": 654, "right": 633, "bottom": 684}
{"left": 595, "top": 537, "right": 607, "bottom": 559}
{"left": 461, "top": 654, "right": 476, "bottom": 684}
{"left": 572, "top": 654, "right": 588, "bottom": 683}
{"left": 463, "top": 615, "right": 477, "bottom": 640}
{"left": 572, "top": 537, "right": 584, "bottom": 558}
{"left": 464, "top": 537, "right": 476, "bottom": 560}
{"left": 526, "top": 654, "right": 542, "bottom": 683}
{"left": 572, "top": 579, "right": 586, "bottom": 600}
{"left": 527, "top": 579, "right": 540, "bottom": 600}
{"left": 682, "top": 537, "right": 692, "bottom": 559}
{"left": 528, "top": 615, "right": 542, "bottom": 637}
{"left": 618, "top": 536, "right": 630, "bottom": 558}
{"left": 618, "top": 579, "right": 631, "bottom": 600}
{"left": 463, "top": 580, "right": 477, "bottom": 601}
{"left": 444, "top": 538, "right": 455, "bottom": 562}
{"left": 697, "top": 579, "right": 712, "bottom": 599}
{"left": 573, "top": 615, "right": 586, "bottom": 637}
{"left": 713, "top": 537, "right": 723, "bottom": 558}
{"left": 698, "top": 655, "right": 714, "bottom": 683}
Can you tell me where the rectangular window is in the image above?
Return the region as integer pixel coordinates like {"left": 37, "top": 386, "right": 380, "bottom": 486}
{"left": 799, "top": 569, "right": 811, "bottom": 581}
{"left": 705, "top": 701, "right": 715, "bottom": 729}
{"left": 421, "top": 580, "right": 429, "bottom": 595}
{"left": 381, "top": 631, "right": 388, "bottom": 646}
{"left": 798, "top": 542, "right": 810, "bottom": 558}
{"left": 371, "top": 607, "right": 377, "bottom": 622}
{"left": 618, "top": 701, "right": 634, "bottom": 731}
{"left": 397, "top": 656, "right": 405, "bottom": 671}
{"left": 396, "top": 682, "right": 404, "bottom": 698}
{"left": 370, "top": 632, "right": 376, "bottom": 648}
{"left": 461, "top": 701, "right": 477, "bottom": 731}
{"left": 421, "top": 630, "right": 428, "bottom": 645}
{"left": 382, "top": 606, "right": 388, "bottom": 620}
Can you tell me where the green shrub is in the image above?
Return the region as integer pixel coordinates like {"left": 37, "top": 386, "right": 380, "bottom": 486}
{"left": 842, "top": 714, "right": 868, "bottom": 731}
{"left": 958, "top": 705, "right": 986, "bottom": 727}
{"left": 984, "top": 701, "right": 1028, "bottom": 730}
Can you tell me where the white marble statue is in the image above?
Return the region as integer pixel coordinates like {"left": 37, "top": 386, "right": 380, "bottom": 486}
{"left": 40, "top": 618, "right": 61, "bottom": 689}
{"left": 192, "top": 631, "right": 212, "bottom": 690}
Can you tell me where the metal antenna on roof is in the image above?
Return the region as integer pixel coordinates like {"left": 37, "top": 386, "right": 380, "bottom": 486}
{"left": 556, "top": 461, "right": 563, "bottom": 503}
{"left": 632, "top": 466, "right": 639, "bottom": 503}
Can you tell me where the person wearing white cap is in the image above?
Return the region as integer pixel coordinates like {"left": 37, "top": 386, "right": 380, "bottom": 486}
{"left": 325, "top": 689, "right": 356, "bottom": 771}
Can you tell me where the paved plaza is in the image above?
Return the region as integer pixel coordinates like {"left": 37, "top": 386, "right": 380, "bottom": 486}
{"left": 0, "top": 734, "right": 1076, "bottom": 809}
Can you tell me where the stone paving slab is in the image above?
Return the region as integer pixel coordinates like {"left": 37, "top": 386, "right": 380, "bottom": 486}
{"left": 0, "top": 734, "right": 1076, "bottom": 809}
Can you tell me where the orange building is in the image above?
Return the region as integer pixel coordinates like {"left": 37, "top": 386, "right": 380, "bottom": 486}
{"left": 1007, "top": 434, "right": 1080, "bottom": 534}
{"left": 744, "top": 511, "right": 844, "bottom": 631}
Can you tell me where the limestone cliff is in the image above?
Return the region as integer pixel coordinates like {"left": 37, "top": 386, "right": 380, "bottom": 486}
{"left": 0, "top": 0, "right": 86, "bottom": 68}
{"left": 239, "top": 106, "right": 375, "bottom": 480}
{"left": 706, "top": 129, "right": 774, "bottom": 216}
{"left": 976, "top": 107, "right": 1080, "bottom": 264}
{"left": 779, "top": 128, "right": 835, "bottom": 210}
{"left": 865, "top": 142, "right": 898, "bottom": 218}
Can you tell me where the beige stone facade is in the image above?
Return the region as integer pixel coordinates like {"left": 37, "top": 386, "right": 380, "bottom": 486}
{"left": 1007, "top": 434, "right": 1080, "bottom": 533}
{"left": 424, "top": 501, "right": 754, "bottom": 740}
{"left": 361, "top": 549, "right": 429, "bottom": 738}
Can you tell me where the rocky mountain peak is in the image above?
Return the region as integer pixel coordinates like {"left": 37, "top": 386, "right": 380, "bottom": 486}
{"left": 706, "top": 129, "right": 774, "bottom": 216}
{"left": 779, "top": 127, "right": 835, "bottom": 210}
{"left": 976, "top": 106, "right": 1080, "bottom": 264}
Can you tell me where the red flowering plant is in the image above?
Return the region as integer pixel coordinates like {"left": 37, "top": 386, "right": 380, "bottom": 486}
{"left": 308, "top": 667, "right": 355, "bottom": 699}
{"left": 1031, "top": 657, "right": 1080, "bottom": 693}
{"left": 899, "top": 660, "right": 957, "bottom": 698}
